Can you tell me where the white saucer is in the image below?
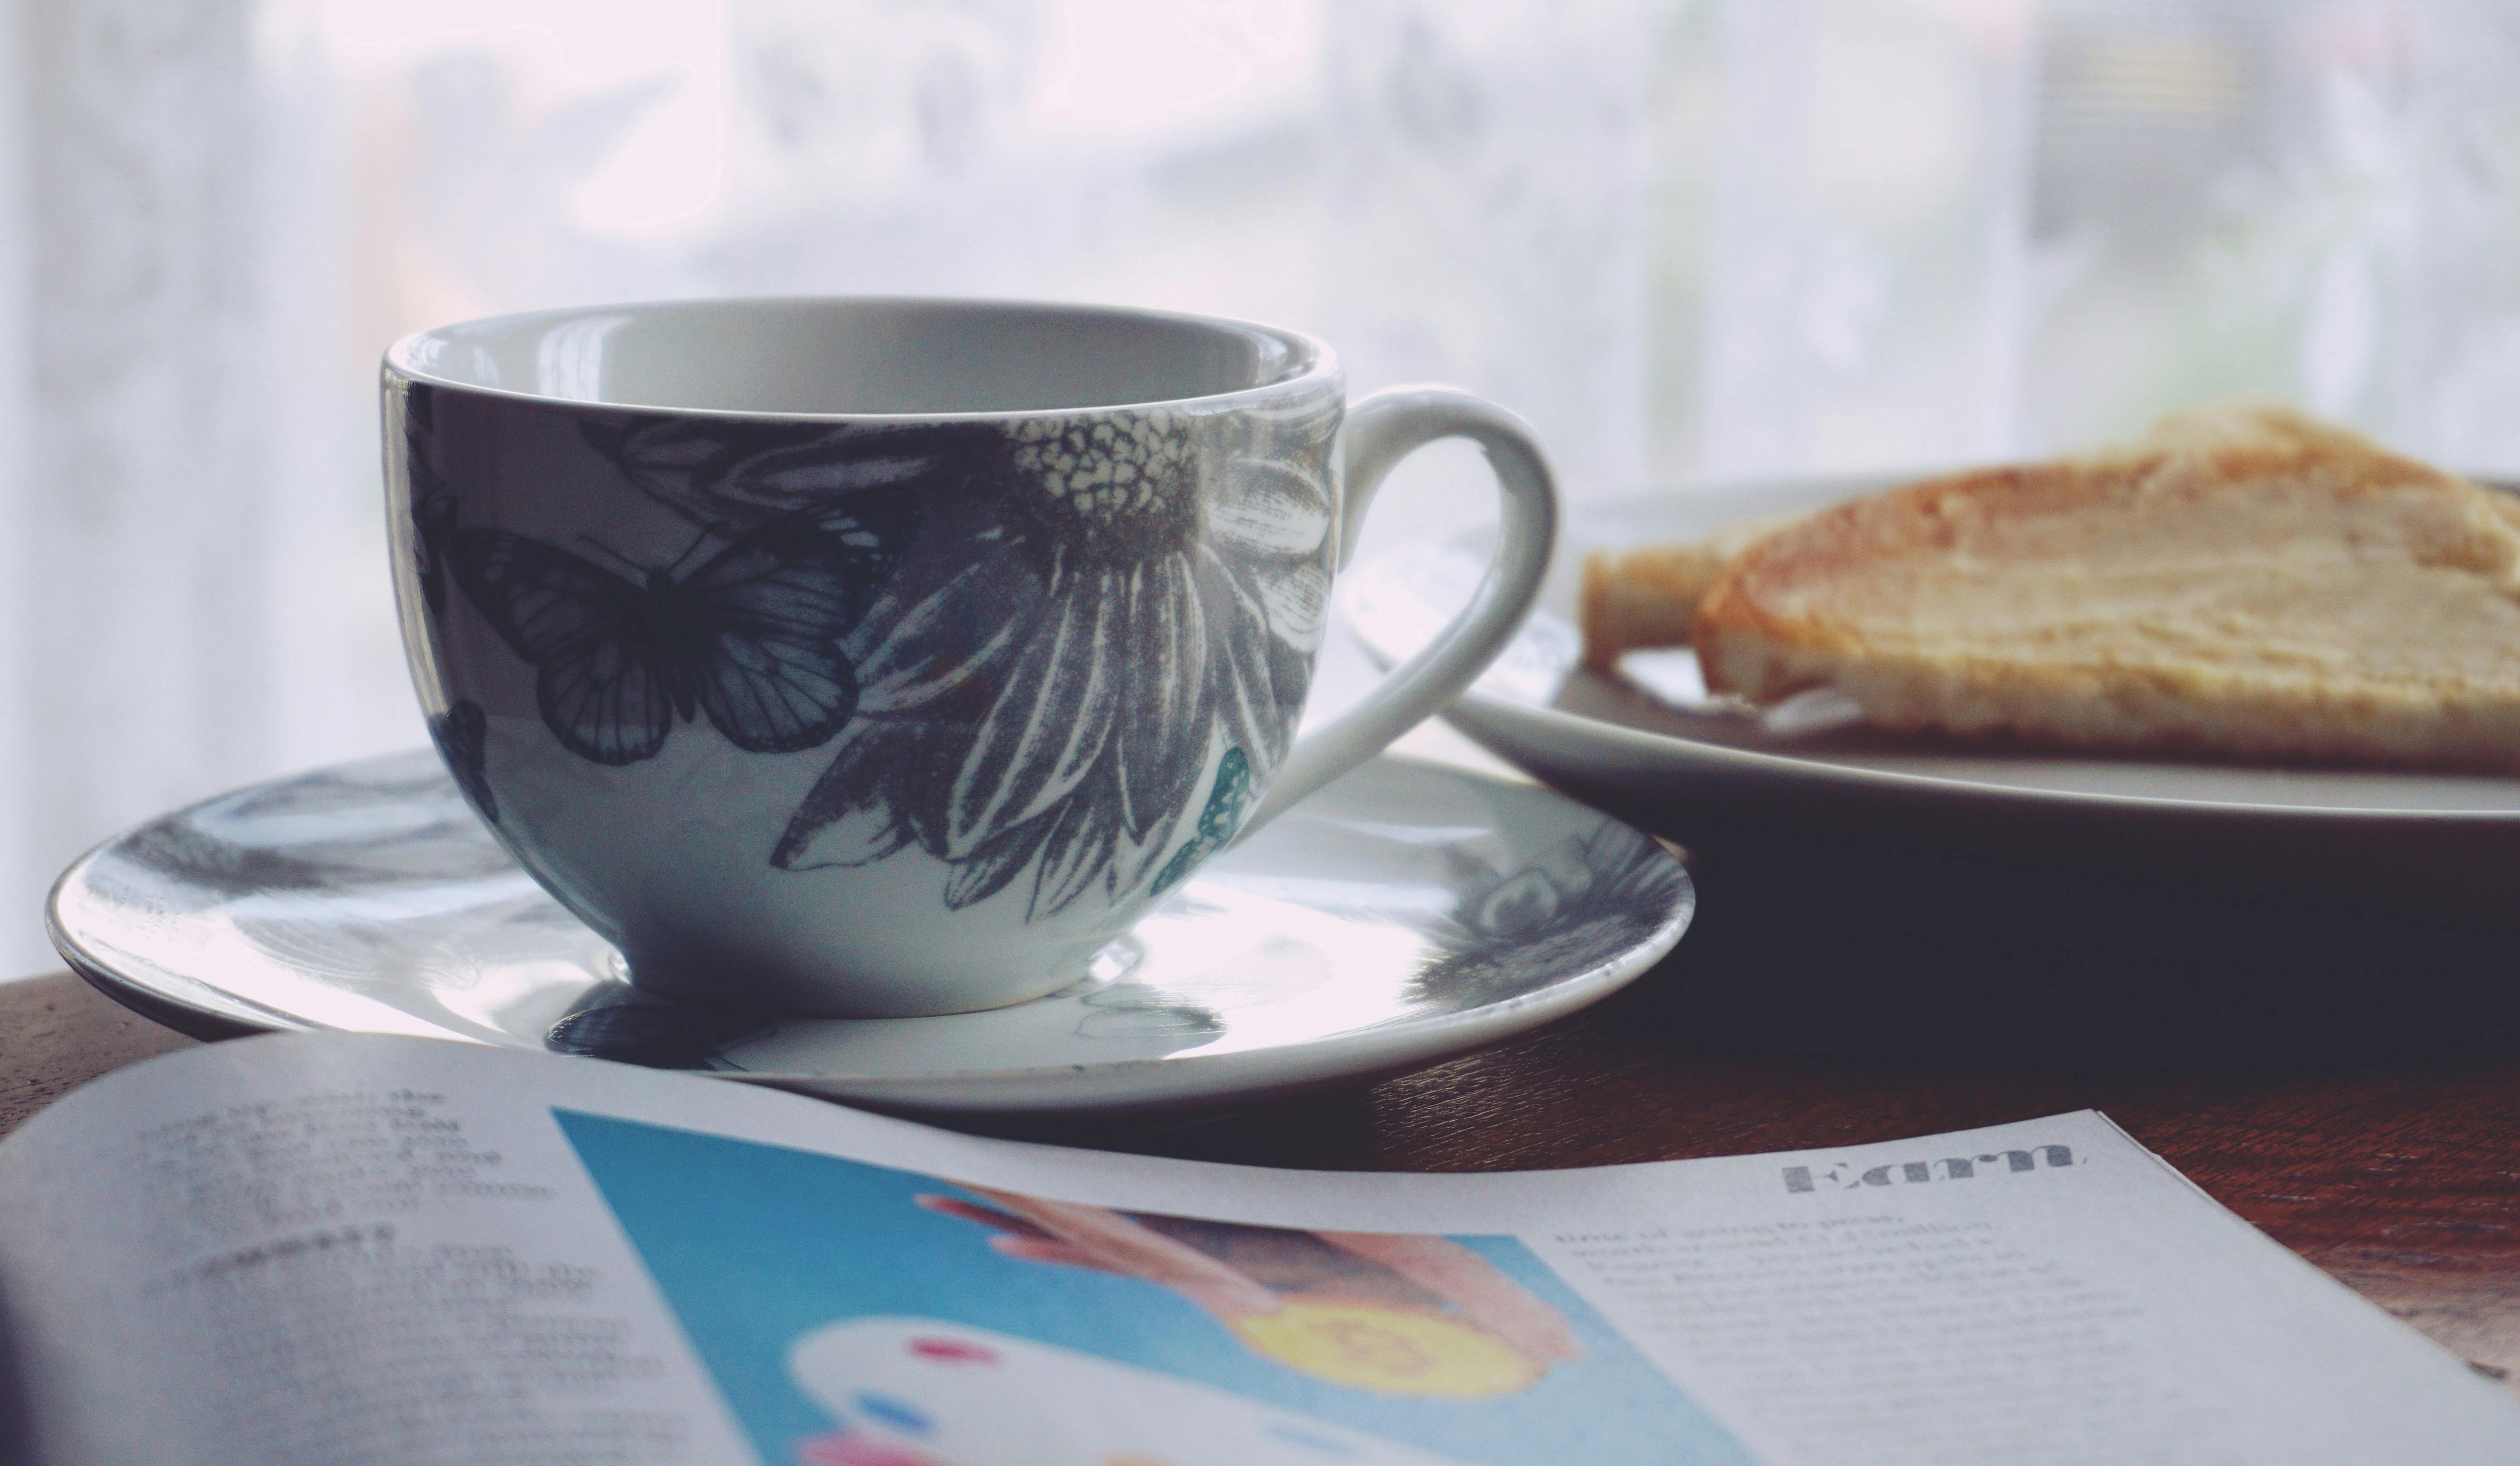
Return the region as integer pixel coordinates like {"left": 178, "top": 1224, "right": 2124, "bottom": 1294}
{"left": 1341, "top": 477, "right": 2520, "bottom": 920}
{"left": 48, "top": 751, "right": 1692, "bottom": 1115}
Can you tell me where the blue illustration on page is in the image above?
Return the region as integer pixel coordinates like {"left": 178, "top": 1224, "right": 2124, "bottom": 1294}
{"left": 556, "top": 1110, "right": 1755, "bottom": 1466}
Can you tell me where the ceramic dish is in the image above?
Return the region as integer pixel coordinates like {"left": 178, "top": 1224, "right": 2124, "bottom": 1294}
{"left": 48, "top": 750, "right": 1692, "bottom": 1115}
{"left": 1341, "top": 475, "right": 2520, "bottom": 919}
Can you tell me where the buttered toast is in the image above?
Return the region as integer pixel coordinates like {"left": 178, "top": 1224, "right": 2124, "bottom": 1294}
{"left": 1607, "top": 405, "right": 2520, "bottom": 771}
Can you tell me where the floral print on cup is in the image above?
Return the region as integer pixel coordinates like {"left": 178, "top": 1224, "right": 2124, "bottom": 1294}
{"left": 460, "top": 393, "right": 1344, "bottom": 922}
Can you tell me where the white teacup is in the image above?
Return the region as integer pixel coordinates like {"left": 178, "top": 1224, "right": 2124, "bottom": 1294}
{"left": 385, "top": 298, "right": 1556, "bottom": 1016}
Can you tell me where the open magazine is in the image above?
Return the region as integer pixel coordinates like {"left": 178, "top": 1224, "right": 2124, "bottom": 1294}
{"left": 0, "top": 1034, "right": 2513, "bottom": 1466}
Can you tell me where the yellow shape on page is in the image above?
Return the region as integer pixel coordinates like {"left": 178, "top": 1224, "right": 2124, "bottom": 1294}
{"left": 1230, "top": 1300, "right": 1540, "bottom": 1398}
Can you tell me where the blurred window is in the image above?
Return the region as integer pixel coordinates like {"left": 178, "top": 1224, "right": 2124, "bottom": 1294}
{"left": 0, "top": 0, "right": 2513, "bottom": 971}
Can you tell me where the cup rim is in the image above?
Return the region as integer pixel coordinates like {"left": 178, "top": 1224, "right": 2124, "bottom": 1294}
{"left": 382, "top": 294, "right": 1342, "bottom": 423}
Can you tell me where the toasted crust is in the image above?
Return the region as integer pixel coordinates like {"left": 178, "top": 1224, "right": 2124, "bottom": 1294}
{"left": 1688, "top": 404, "right": 2520, "bottom": 771}
{"left": 1579, "top": 510, "right": 1807, "bottom": 667}
{"left": 1580, "top": 545, "right": 1727, "bottom": 669}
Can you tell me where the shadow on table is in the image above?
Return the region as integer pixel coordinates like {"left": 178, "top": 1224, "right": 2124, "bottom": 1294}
{"left": 1656, "top": 832, "right": 2520, "bottom": 1071}
{"left": 930, "top": 829, "right": 2520, "bottom": 1150}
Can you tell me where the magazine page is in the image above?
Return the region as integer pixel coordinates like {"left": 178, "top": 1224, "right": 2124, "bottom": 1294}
{"left": 0, "top": 1031, "right": 2514, "bottom": 1466}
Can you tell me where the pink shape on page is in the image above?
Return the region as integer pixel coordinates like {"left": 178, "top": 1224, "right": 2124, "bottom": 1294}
{"left": 907, "top": 1336, "right": 1000, "bottom": 1365}
{"left": 796, "top": 1429, "right": 950, "bottom": 1466}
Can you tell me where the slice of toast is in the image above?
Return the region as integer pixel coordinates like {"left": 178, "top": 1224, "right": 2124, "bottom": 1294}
{"left": 1580, "top": 511, "right": 1805, "bottom": 668}
{"left": 1689, "top": 404, "right": 2520, "bottom": 771}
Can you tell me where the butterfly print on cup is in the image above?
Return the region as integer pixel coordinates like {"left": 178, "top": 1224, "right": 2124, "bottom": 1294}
{"left": 429, "top": 699, "right": 498, "bottom": 824}
{"left": 401, "top": 383, "right": 458, "bottom": 623}
{"left": 449, "top": 491, "right": 920, "bottom": 766}
{"left": 413, "top": 477, "right": 458, "bottom": 623}
{"left": 581, "top": 416, "right": 979, "bottom": 542}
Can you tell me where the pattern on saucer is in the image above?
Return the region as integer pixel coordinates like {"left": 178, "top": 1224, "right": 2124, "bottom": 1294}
{"left": 52, "top": 752, "right": 1693, "bottom": 1113}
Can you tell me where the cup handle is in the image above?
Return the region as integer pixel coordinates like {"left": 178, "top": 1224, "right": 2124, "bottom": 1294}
{"left": 1238, "top": 386, "right": 1561, "bottom": 836}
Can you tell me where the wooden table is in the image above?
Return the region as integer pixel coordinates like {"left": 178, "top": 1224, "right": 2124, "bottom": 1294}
{"left": 9, "top": 938, "right": 2520, "bottom": 1399}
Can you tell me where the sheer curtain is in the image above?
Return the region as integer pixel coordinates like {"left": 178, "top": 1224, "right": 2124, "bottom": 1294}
{"left": 4, "top": 0, "right": 2520, "bottom": 977}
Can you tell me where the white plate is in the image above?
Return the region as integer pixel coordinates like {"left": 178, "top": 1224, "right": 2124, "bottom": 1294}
{"left": 48, "top": 750, "right": 1693, "bottom": 1116}
{"left": 1342, "top": 476, "right": 2520, "bottom": 919}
